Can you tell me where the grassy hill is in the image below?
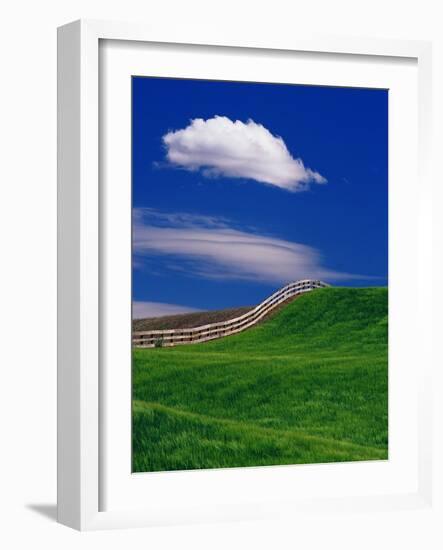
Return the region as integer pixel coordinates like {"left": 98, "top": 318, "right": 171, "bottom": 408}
{"left": 132, "top": 287, "right": 388, "bottom": 472}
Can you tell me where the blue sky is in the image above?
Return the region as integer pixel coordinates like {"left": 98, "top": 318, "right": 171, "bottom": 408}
{"left": 132, "top": 77, "right": 388, "bottom": 318}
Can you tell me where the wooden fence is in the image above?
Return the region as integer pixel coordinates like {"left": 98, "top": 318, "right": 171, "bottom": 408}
{"left": 132, "top": 279, "right": 329, "bottom": 348}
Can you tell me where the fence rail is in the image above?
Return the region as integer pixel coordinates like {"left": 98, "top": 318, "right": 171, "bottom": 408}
{"left": 133, "top": 279, "right": 329, "bottom": 348}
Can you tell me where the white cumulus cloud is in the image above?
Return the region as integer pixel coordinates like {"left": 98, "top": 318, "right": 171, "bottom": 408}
{"left": 162, "top": 116, "right": 326, "bottom": 191}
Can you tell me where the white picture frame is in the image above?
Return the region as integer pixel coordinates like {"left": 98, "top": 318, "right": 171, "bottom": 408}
{"left": 57, "top": 19, "right": 435, "bottom": 531}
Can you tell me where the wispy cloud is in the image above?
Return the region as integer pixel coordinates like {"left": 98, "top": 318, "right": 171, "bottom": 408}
{"left": 133, "top": 301, "right": 200, "bottom": 319}
{"left": 162, "top": 116, "right": 326, "bottom": 192}
{"left": 133, "top": 209, "right": 360, "bottom": 285}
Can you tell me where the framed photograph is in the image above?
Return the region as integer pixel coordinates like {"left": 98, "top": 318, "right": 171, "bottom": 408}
{"left": 57, "top": 20, "right": 435, "bottom": 530}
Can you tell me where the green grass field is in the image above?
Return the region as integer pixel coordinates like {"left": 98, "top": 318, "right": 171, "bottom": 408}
{"left": 132, "top": 287, "right": 388, "bottom": 472}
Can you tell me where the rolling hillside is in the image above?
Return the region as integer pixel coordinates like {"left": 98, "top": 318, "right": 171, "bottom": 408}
{"left": 133, "top": 304, "right": 253, "bottom": 331}
{"left": 132, "top": 287, "right": 388, "bottom": 472}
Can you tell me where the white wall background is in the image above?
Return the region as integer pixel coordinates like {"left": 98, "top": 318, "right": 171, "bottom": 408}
{"left": 0, "top": 1, "right": 442, "bottom": 548}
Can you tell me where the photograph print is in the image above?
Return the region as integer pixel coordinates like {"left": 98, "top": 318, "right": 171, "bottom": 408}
{"left": 131, "top": 77, "right": 388, "bottom": 473}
